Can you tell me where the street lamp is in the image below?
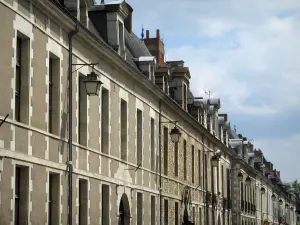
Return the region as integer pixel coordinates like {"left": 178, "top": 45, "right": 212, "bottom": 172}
{"left": 169, "top": 126, "right": 181, "bottom": 143}
{"left": 211, "top": 155, "right": 219, "bottom": 168}
{"left": 245, "top": 176, "right": 251, "bottom": 185}
{"left": 271, "top": 194, "right": 276, "bottom": 201}
{"left": 83, "top": 71, "right": 102, "bottom": 96}
{"left": 237, "top": 172, "right": 243, "bottom": 181}
{"left": 68, "top": 60, "right": 101, "bottom": 225}
{"left": 158, "top": 118, "right": 182, "bottom": 225}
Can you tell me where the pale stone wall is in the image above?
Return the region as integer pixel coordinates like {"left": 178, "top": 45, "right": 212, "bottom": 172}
{"left": 0, "top": 1, "right": 231, "bottom": 225}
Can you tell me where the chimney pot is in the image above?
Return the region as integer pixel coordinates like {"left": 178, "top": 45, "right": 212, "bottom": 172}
{"left": 156, "top": 29, "right": 160, "bottom": 39}
{"left": 146, "top": 30, "right": 150, "bottom": 39}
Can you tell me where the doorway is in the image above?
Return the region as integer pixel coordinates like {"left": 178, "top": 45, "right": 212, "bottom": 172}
{"left": 118, "top": 193, "right": 130, "bottom": 225}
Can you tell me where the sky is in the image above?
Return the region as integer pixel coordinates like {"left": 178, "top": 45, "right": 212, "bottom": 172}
{"left": 98, "top": 0, "right": 300, "bottom": 182}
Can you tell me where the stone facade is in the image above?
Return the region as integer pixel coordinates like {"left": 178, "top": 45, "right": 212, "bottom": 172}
{"left": 0, "top": 0, "right": 231, "bottom": 225}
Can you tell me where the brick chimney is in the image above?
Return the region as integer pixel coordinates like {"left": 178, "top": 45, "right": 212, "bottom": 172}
{"left": 218, "top": 113, "right": 228, "bottom": 122}
{"left": 143, "top": 29, "right": 165, "bottom": 67}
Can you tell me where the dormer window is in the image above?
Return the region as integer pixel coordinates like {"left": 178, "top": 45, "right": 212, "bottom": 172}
{"left": 134, "top": 56, "right": 156, "bottom": 81}
{"left": 118, "top": 20, "right": 125, "bottom": 58}
{"left": 88, "top": 1, "right": 132, "bottom": 58}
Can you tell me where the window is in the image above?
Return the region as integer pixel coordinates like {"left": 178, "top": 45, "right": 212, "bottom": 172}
{"left": 102, "top": 184, "right": 109, "bottom": 225}
{"left": 14, "top": 167, "right": 21, "bottom": 225}
{"left": 221, "top": 165, "right": 224, "bottom": 195}
{"left": 78, "top": 74, "right": 87, "bottom": 146}
{"left": 48, "top": 173, "right": 60, "bottom": 225}
{"left": 15, "top": 38, "right": 22, "bottom": 122}
{"left": 48, "top": 58, "right": 53, "bottom": 133}
{"left": 164, "top": 199, "right": 168, "bottom": 225}
{"left": 192, "top": 145, "right": 195, "bottom": 183}
{"left": 163, "top": 126, "right": 168, "bottom": 175}
{"left": 120, "top": 99, "right": 127, "bottom": 161}
{"left": 136, "top": 109, "right": 143, "bottom": 165}
{"left": 78, "top": 179, "right": 88, "bottom": 225}
{"left": 204, "top": 154, "right": 207, "bottom": 189}
{"left": 137, "top": 193, "right": 143, "bottom": 225}
{"left": 15, "top": 36, "right": 29, "bottom": 124}
{"left": 184, "top": 140, "right": 187, "bottom": 180}
{"left": 48, "top": 56, "right": 60, "bottom": 134}
{"left": 14, "top": 166, "right": 29, "bottom": 225}
{"left": 199, "top": 208, "right": 202, "bottom": 225}
{"left": 198, "top": 150, "right": 201, "bottom": 187}
{"left": 151, "top": 118, "right": 155, "bottom": 171}
{"left": 175, "top": 202, "right": 179, "bottom": 225}
{"left": 174, "top": 142, "right": 178, "bottom": 177}
{"left": 101, "top": 88, "right": 109, "bottom": 153}
{"left": 183, "top": 84, "right": 187, "bottom": 110}
{"left": 151, "top": 196, "right": 156, "bottom": 225}
{"left": 193, "top": 207, "right": 195, "bottom": 223}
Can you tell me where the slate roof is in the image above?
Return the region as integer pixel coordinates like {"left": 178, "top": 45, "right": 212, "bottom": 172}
{"left": 125, "top": 29, "right": 152, "bottom": 58}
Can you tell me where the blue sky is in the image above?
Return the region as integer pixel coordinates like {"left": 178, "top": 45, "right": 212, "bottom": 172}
{"left": 98, "top": 0, "right": 300, "bottom": 182}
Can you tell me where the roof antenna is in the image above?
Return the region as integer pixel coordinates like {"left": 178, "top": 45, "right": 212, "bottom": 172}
{"left": 101, "top": 0, "right": 105, "bottom": 4}
{"left": 141, "top": 25, "right": 144, "bottom": 40}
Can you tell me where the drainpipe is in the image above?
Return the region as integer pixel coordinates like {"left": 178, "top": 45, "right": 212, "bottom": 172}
{"left": 202, "top": 135, "right": 208, "bottom": 225}
{"left": 159, "top": 99, "right": 162, "bottom": 225}
{"left": 68, "top": 27, "right": 78, "bottom": 225}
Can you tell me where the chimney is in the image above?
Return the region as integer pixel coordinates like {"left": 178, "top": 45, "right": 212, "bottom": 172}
{"left": 156, "top": 29, "right": 160, "bottom": 39}
{"left": 143, "top": 28, "right": 165, "bottom": 67}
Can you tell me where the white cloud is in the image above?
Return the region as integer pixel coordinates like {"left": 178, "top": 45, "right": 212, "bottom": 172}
{"left": 256, "top": 133, "right": 300, "bottom": 182}
{"left": 162, "top": 6, "right": 300, "bottom": 116}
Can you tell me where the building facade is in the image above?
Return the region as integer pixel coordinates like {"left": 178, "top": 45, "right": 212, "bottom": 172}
{"left": 0, "top": 1, "right": 296, "bottom": 225}
{"left": 227, "top": 124, "right": 297, "bottom": 225}
{"left": 0, "top": 0, "right": 232, "bottom": 225}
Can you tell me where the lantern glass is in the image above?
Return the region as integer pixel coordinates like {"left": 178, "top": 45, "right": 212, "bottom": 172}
{"left": 237, "top": 172, "right": 243, "bottom": 182}
{"left": 170, "top": 127, "right": 181, "bottom": 143}
{"left": 245, "top": 176, "right": 251, "bottom": 185}
{"left": 211, "top": 155, "right": 219, "bottom": 168}
{"left": 271, "top": 194, "right": 276, "bottom": 201}
{"left": 84, "top": 72, "right": 102, "bottom": 96}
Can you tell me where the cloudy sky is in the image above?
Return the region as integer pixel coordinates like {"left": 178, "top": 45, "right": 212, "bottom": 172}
{"left": 100, "top": 0, "right": 300, "bottom": 181}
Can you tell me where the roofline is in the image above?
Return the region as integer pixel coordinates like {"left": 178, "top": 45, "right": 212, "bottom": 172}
{"left": 45, "top": 0, "right": 232, "bottom": 155}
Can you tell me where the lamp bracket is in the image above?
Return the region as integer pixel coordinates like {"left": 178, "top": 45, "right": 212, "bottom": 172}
{"left": 72, "top": 62, "right": 99, "bottom": 73}
{"left": 160, "top": 120, "right": 177, "bottom": 125}
{"left": 125, "top": 163, "right": 142, "bottom": 172}
{"left": 0, "top": 114, "right": 9, "bottom": 128}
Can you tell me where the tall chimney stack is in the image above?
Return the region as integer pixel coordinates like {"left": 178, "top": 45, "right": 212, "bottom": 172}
{"left": 156, "top": 29, "right": 160, "bottom": 39}
{"left": 146, "top": 30, "right": 150, "bottom": 39}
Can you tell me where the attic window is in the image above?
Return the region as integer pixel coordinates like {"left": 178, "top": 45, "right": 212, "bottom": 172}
{"left": 118, "top": 21, "right": 125, "bottom": 58}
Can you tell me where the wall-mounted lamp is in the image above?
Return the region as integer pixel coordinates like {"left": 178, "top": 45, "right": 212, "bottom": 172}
{"left": 211, "top": 155, "right": 219, "bottom": 168}
{"left": 279, "top": 199, "right": 283, "bottom": 205}
{"left": 271, "top": 194, "right": 276, "bottom": 201}
{"left": 169, "top": 126, "right": 181, "bottom": 143}
{"left": 237, "top": 172, "right": 243, "bottom": 181}
{"left": 245, "top": 176, "right": 251, "bottom": 185}
{"left": 261, "top": 187, "right": 266, "bottom": 194}
{"left": 83, "top": 71, "right": 102, "bottom": 96}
